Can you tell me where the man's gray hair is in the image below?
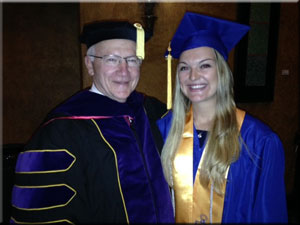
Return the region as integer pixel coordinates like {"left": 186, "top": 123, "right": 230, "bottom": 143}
{"left": 87, "top": 46, "right": 95, "bottom": 62}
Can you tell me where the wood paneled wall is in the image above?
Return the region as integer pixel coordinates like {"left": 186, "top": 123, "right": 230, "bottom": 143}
{"left": 3, "top": 3, "right": 81, "bottom": 144}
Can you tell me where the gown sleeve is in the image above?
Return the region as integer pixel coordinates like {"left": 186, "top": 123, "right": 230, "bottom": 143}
{"left": 10, "top": 118, "right": 126, "bottom": 224}
{"left": 251, "top": 132, "right": 288, "bottom": 223}
{"left": 223, "top": 114, "right": 288, "bottom": 223}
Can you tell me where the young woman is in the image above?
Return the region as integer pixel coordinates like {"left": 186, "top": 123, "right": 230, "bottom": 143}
{"left": 157, "top": 12, "right": 288, "bottom": 223}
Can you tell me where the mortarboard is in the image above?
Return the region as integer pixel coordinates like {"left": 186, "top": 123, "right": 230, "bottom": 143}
{"left": 80, "top": 21, "right": 152, "bottom": 59}
{"left": 165, "top": 12, "right": 250, "bottom": 109}
{"left": 166, "top": 12, "right": 250, "bottom": 60}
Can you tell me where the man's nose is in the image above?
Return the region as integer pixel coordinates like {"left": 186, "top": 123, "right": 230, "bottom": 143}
{"left": 118, "top": 59, "right": 129, "bottom": 74}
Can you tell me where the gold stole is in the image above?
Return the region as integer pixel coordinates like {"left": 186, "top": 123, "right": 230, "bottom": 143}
{"left": 173, "top": 107, "right": 245, "bottom": 223}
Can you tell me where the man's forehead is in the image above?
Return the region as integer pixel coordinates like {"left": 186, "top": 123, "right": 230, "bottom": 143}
{"left": 94, "top": 39, "right": 136, "bottom": 52}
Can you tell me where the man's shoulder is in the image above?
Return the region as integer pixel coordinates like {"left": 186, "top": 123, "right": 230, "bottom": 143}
{"left": 143, "top": 94, "right": 167, "bottom": 119}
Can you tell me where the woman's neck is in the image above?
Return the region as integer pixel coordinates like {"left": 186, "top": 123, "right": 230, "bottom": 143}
{"left": 192, "top": 101, "right": 215, "bottom": 131}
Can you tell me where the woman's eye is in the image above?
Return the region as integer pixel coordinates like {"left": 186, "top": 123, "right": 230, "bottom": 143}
{"left": 199, "top": 63, "right": 211, "bottom": 69}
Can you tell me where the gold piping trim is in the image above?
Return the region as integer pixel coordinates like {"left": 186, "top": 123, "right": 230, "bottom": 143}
{"left": 160, "top": 110, "right": 171, "bottom": 119}
{"left": 10, "top": 217, "right": 74, "bottom": 224}
{"left": 236, "top": 108, "right": 246, "bottom": 131}
{"left": 12, "top": 184, "right": 76, "bottom": 211}
{"left": 16, "top": 149, "right": 76, "bottom": 174}
{"left": 91, "top": 119, "right": 129, "bottom": 223}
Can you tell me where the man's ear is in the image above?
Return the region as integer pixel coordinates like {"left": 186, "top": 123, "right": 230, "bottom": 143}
{"left": 85, "top": 55, "right": 95, "bottom": 76}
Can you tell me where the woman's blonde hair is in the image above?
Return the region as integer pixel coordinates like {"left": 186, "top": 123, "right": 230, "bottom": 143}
{"left": 161, "top": 49, "right": 240, "bottom": 195}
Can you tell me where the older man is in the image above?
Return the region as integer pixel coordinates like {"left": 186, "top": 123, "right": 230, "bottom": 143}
{"left": 10, "top": 21, "right": 174, "bottom": 224}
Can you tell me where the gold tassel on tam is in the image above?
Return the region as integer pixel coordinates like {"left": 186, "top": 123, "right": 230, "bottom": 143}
{"left": 133, "top": 23, "right": 145, "bottom": 60}
{"left": 166, "top": 42, "right": 172, "bottom": 109}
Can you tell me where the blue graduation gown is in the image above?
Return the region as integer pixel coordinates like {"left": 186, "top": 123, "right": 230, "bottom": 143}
{"left": 157, "top": 111, "right": 288, "bottom": 223}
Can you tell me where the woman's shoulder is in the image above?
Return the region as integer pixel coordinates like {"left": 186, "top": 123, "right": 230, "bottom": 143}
{"left": 241, "top": 112, "right": 283, "bottom": 150}
{"left": 156, "top": 110, "right": 173, "bottom": 137}
{"left": 157, "top": 110, "right": 173, "bottom": 125}
{"left": 242, "top": 113, "right": 276, "bottom": 134}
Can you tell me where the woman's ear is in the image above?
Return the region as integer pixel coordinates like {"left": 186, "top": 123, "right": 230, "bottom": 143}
{"left": 85, "top": 56, "right": 95, "bottom": 76}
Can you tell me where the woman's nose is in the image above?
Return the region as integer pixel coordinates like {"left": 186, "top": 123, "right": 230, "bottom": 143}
{"left": 189, "top": 68, "right": 199, "bottom": 81}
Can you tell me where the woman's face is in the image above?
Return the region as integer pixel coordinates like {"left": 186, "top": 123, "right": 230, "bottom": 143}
{"left": 178, "top": 47, "right": 218, "bottom": 104}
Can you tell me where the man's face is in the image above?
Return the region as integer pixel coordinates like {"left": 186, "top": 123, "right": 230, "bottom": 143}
{"left": 85, "top": 39, "right": 141, "bottom": 103}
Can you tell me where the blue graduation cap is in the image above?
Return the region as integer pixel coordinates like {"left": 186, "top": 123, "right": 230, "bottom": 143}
{"left": 165, "top": 12, "right": 250, "bottom": 109}
{"left": 167, "top": 12, "right": 250, "bottom": 60}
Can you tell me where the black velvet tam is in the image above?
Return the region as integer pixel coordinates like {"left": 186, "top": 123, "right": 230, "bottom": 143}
{"left": 79, "top": 21, "right": 151, "bottom": 49}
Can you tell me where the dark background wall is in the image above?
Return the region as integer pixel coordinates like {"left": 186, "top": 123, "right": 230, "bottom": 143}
{"left": 2, "top": 1, "right": 299, "bottom": 223}
{"left": 3, "top": 3, "right": 81, "bottom": 144}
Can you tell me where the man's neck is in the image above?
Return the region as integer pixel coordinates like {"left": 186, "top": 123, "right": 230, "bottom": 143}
{"left": 89, "top": 83, "right": 104, "bottom": 96}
